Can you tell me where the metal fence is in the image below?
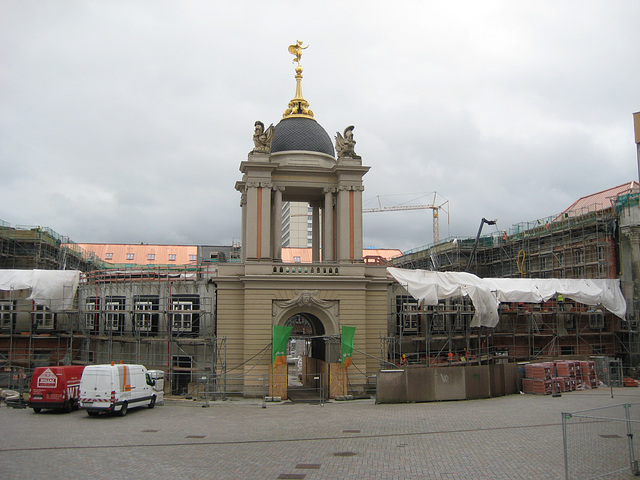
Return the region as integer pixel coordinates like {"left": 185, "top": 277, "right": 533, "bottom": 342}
{"left": 562, "top": 403, "right": 640, "bottom": 479}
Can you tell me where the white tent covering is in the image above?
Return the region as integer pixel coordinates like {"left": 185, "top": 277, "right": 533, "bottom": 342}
{"left": 0, "top": 270, "right": 80, "bottom": 311}
{"left": 387, "top": 267, "right": 626, "bottom": 328}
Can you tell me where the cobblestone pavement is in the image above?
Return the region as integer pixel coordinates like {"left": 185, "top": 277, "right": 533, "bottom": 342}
{"left": 1, "top": 388, "right": 639, "bottom": 480}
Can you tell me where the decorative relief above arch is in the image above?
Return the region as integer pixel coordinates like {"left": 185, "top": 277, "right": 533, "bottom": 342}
{"left": 272, "top": 290, "right": 339, "bottom": 321}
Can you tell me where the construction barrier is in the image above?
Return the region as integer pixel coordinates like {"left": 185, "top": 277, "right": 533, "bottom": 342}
{"left": 562, "top": 403, "right": 640, "bottom": 479}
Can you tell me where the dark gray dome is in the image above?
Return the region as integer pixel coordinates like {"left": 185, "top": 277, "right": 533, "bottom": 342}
{"left": 271, "top": 117, "right": 335, "bottom": 156}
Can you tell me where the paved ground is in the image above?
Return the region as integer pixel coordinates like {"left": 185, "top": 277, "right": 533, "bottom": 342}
{"left": 1, "top": 388, "right": 639, "bottom": 480}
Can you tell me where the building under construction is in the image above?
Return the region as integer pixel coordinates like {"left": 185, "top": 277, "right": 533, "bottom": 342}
{"left": 388, "top": 182, "right": 640, "bottom": 375}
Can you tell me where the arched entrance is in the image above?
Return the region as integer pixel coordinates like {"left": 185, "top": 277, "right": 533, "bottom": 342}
{"left": 282, "top": 312, "right": 340, "bottom": 402}
{"left": 271, "top": 291, "right": 343, "bottom": 401}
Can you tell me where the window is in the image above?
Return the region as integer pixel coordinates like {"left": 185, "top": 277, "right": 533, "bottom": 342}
{"left": 170, "top": 295, "right": 200, "bottom": 335}
{"left": 148, "top": 253, "right": 155, "bottom": 261}
{"left": 189, "top": 254, "right": 197, "bottom": 262}
{"left": 171, "top": 301, "right": 193, "bottom": 332}
{"left": 84, "top": 298, "right": 99, "bottom": 331}
{"left": 33, "top": 304, "right": 55, "bottom": 330}
{"left": 560, "top": 346, "right": 575, "bottom": 356}
{"left": 169, "top": 254, "right": 176, "bottom": 261}
{"left": 126, "top": 253, "right": 134, "bottom": 260}
{"left": 0, "top": 300, "right": 14, "bottom": 329}
{"left": 396, "top": 296, "right": 419, "bottom": 335}
{"left": 294, "top": 256, "right": 301, "bottom": 263}
{"left": 134, "top": 296, "right": 159, "bottom": 334}
{"left": 105, "top": 297, "right": 125, "bottom": 333}
{"left": 105, "top": 253, "right": 113, "bottom": 260}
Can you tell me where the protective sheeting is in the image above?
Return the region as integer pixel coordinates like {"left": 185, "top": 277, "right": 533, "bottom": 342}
{"left": 0, "top": 270, "right": 80, "bottom": 311}
{"left": 387, "top": 267, "right": 626, "bottom": 328}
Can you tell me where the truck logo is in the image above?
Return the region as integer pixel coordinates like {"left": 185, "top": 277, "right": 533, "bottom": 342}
{"left": 37, "top": 368, "right": 58, "bottom": 388}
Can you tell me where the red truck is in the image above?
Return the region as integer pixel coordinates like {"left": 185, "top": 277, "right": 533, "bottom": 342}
{"left": 29, "top": 366, "right": 86, "bottom": 413}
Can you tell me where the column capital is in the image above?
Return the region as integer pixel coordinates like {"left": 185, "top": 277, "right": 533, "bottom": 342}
{"left": 246, "top": 181, "right": 273, "bottom": 189}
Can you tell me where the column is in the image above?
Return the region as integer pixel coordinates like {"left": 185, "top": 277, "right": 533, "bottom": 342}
{"left": 272, "top": 186, "right": 284, "bottom": 261}
{"left": 323, "top": 188, "right": 334, "bottom": 262}
{"left": 336, "top": 186, "right": 351, "bottom": 262}
{"left": 312, "top": 201, "right": 320, "bottom": 262}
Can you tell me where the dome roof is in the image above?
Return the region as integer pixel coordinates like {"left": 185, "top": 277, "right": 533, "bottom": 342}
{"left": 271, "top": 117, "right": 335, "bottom": 156}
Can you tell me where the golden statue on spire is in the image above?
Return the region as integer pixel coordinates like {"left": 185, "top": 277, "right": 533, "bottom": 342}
{"left": 288, "top": 40, "right": 308, "bottom": 65}
{"left": 283, "top": 40, "right": 314, "bottom": 119}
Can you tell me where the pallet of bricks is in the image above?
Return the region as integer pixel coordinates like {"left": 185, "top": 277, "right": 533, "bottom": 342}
{"left": 522, "top": 360, "right": 598, "bottom": 394}
{"left": 523, "top": 362, "right": 553, "bottom": 394}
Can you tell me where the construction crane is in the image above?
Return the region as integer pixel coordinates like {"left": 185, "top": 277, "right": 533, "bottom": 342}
{"left": 466, "top": 217, "right": 497, "bottom": 272}
{"left": 362, "top": 192, "right": 449, "bottom": 245}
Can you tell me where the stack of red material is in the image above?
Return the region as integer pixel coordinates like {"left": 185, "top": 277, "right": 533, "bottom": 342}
{"left": 577, "top": 360, "right": 598, "bottom": 388}
{"left": 523, "top": 362, "right": 554, "bottom": 394}
{"left": 525, "top": 362, "right": 553, "bottom": 380}
{"left": 553, "top": 377, "right": 572, "bottom": 392}
{"left": 523, "top": 360, "right": 600, "bottom": 394}
{"left": 555, "top": 360, "right": 575, "bottom": 377}
{"left": 523, "top": 377, "right": 552, "bottom": 394}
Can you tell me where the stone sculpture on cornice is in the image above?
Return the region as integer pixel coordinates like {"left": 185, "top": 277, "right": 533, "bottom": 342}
{"left": 335, "top": 125, "right": 358, "bottom": 158}
{"left": 252, "top": 120, "right": 274, "bottom": 154}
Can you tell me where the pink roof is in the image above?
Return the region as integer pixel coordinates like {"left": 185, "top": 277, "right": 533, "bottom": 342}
{"left": 559, "top": 181, "right": 639, "bottom": 219}
{"left": 75, "top": 243, "right": 197, "bottom": 265}
{"left": 281, "top": 247, "right": 403, "bottom": 263}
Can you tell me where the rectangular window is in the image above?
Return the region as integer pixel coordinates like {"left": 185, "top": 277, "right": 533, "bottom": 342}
{"left": 294, "top": 256, "right": 301, "bottom": 263}
{"left": 134, "top": 296, "right": 159, "bottom": 334}
{"left": 148, "top": 253, "right": 155, "bottom": 261}
{"left": 170, "top": 295, "right": 200, "bottom": 335}
{"left": 105, "top": 297, "right": 126, "bottom": 333}
{"left": 169, "top": 254, "right": 176, "bottom": 261}
{"left": 84, "top": 297, "right": 100, "bottom": 331}
{"left": 0, "top": 300, "right": 14, "bottom": 329}
{"left": 105, "top": 253, "right": 113, "bottom": 260}
{"left": 171, "top": 301, "right": 193, "bottom": 332}
{"left": 33, "top": 304, "right": 55, "bottom": 330}
{"left": 189, "top": 254, "right": 197, "bottom": 262}
{"left": 560, "top": 345, "right": 575, "bottom": 356}
{"left": 396, "top": 295, "right": 419, "bottom": 335}
{"left": 126, "top": 253, "right": 134, "bottom": 260}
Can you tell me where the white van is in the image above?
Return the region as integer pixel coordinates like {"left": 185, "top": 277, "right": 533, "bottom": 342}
{"left": 79, "top": 363, "right": 157, "bottom": 416}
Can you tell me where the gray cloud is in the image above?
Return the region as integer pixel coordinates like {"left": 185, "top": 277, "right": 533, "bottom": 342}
{"left": 1, "top": 1, "right": 638, "bottom": 251}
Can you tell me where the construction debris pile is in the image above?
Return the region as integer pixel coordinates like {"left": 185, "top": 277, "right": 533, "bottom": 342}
{"left": 522, "top": 360, "right": 598, "bottom": 395}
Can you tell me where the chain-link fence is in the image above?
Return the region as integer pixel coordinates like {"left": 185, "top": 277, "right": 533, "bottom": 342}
{"left": 562, "top": 403, "right": 640, "bottom": 479}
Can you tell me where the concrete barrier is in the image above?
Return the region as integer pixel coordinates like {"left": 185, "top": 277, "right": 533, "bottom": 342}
{"left": 377, "top": 363, "right": 520, "bottom": 403}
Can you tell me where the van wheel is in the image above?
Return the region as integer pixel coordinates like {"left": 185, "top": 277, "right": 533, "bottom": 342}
{"left": 33, "top": 408, "right": 41, "bottom": 413}
{"left": 87, "top": 410, "right": 99, "bottom": 417}
{"left": 119, "top": 402, "right": 128, "bottom": 417}
{"left": 148, "top": 396, "right": 156, "bottom": 409}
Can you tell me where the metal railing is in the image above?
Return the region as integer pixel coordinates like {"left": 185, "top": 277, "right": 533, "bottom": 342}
{"left": 562, "top": 403, "right": 640, "bottom": 479}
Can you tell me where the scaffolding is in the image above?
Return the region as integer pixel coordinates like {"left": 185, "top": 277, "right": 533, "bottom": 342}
{"left": 76, "top": 266, "right": 224, "bottom": 395}
{"left": 0, "top": 223, "right": 102, "bottom": 271}
{"left": 388, "top": 289, "right": 625, "bottom": 368}
{"left": 0, "top": 265, "right": 225, "bottom": 396}
{"left": 388, "top": 201, "right": 631, "bottom": 370}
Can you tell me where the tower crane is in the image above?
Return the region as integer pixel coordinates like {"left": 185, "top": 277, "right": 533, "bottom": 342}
{"left": 362, "top": 192, "right": 449, "bottom": 245}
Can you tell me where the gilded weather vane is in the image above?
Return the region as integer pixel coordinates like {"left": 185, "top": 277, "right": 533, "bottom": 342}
{"left": 288, "top": 40, "right": 308, "bottom": 65}
{"left": 283, "top": 40, "right": 314, "bottom": 119}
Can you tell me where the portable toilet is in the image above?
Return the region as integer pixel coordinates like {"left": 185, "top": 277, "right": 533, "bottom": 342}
{"left": 147, "top": 370, "right": 165, "bottom": 405}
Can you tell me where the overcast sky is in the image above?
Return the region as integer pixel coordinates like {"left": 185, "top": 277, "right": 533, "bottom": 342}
{"left": 1, "top": 1, "right": 639, "bottom": 252}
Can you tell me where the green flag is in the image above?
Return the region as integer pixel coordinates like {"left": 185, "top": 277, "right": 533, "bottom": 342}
{"left": 341, "top": 325, "right": 356, "bottom": 369}
{"left": 272, "top": 325, "right": 293, "bottom": 367}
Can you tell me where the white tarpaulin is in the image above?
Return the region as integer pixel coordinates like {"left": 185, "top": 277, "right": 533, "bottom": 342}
{"left": 0, "top": 270, "right": 80, "bottom": 311}
{"left": 387, "top": 267, "right": 626, "bottom": 328}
